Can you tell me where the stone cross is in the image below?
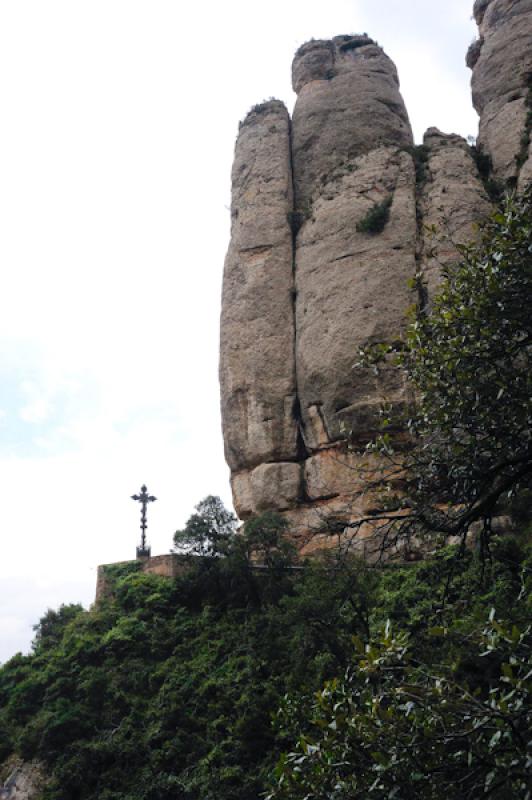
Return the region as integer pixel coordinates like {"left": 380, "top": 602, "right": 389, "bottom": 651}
{"left": 131, "top": 484, "right": 156, "bottom": 558}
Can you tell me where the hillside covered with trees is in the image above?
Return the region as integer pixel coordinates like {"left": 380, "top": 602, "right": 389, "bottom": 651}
{"left": 0, "top": 526, "right": 530, "bottom": 800}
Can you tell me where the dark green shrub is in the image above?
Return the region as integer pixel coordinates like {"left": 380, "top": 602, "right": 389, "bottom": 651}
{"left": 339, "top": 35, "right": 374, "bottom": 53}
{"left": 470, "top": 145, "right": 503, "bottom": 201}
{"left": 268, "top": 612, "right": 532, "bottom": 800}
{"left": 357, "top": 189, "right": 532, "bottom": 550}
{"left": 404, "top": 144, "right": 430, "bottom": 185}
{"left": 356, "top": 195, "right": 392, "bottom": 234}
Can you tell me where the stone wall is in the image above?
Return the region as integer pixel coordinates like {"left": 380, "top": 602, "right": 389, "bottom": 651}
{"left": 95, "top": 554, "right": 193, "bottom": 603}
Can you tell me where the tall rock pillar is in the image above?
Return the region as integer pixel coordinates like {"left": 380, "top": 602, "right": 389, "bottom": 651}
{"left": 292, "top": 37, "right": 417, "bottom": 452}
{"left": 219, "top": 101, "right": 301, "bottom": 520}
{"left": 220, "top": 37, "right": 420, "bottom": 544}
{"left": 418, "top": 128, "right": 492, "bottom": 300}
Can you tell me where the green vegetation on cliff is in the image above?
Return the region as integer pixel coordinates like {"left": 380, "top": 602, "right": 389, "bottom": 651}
{"left": 0, "top": 525, "right": 372, "bottom": 799}
{"left": 269, "top": 543, "right": 532, "bottom": 800}
{"left": 0, "top": 525, "right": 531, "bottom": 799}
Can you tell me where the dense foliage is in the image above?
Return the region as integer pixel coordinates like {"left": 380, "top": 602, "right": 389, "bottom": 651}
{"left": 356, "top": 188, "right": 532, "bottom": 551}
{"left": 0, "top": 523, "right": 531, "bottom": 799}
{"left": 270, "top": 609, "right": 531, "bottom": 800}
{"left": 172, "top": 495, "right": 238, "bottom": 556}
{"left": 0, "top": 515, "right": 373, "bottom": 800}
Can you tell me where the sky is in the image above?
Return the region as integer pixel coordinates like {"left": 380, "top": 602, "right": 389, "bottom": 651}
{"left": 0, "top": 0, "right": 479, "bottom": 662}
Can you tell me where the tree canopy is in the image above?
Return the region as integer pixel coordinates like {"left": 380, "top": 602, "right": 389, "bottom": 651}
{"left": 172, "top": 494, "right": 237, "bottom": 556}
{"left": 268, "top": 608, "right": 532, "bottom": 800}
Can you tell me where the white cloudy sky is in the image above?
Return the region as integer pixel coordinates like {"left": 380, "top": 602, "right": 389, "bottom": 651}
{"left": 0, "top": 0, "right": 478, "bottom": 662}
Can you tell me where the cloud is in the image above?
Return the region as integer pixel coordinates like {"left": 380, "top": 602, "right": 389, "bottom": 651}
{"left": 19, "top": 381, "right": 52, "bottom": 424}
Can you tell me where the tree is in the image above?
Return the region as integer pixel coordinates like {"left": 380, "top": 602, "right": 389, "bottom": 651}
{"left": 238, "top": 512, "right": 295, "bottom": 571}
{"left": 227, "top": 512, "right": 298, "bottom": 604}
{"left": 268, "top": 614, "right": 532, "bottom": 800}
{"left": 354, "top": 187, "right": 532, "bottom": 553}
{"left": 172, "top": 495, "right": 237, "bottom": 556}
{"left": 32, "top": 603, "right": 84, "bottom": 653}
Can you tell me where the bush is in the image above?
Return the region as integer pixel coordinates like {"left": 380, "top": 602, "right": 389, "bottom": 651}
{"left": 356, "top": 196, "right": 392, "bottom": 234}
{"left": 268, "top": 613, "right": 532, "bottom": 800}
{"left": 406, "top": 144, "right": 430, "bottom": 185}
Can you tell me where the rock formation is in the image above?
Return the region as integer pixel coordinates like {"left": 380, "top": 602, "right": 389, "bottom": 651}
{"left": 292, "top": 36, "right": 416, "bottom": 456}
{"left": 419, "top": 128, "right": 492, "bottom": 299}
{"left": 219, "top": 1, "right": 532, "bottom": 552}
{"left": 0, "top": 759, "right": 45, "bottom": 800}
{"left": 467, "top": 0, "right": 532, "bottom": 187}
{"left": 219, "top": 101, "right": 298, "bottom": 476}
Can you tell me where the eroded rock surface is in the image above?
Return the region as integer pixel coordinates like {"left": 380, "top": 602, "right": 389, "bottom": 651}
{"left": 231, "top": 462, "right": 302, "bottom": 519}
{"left": 291, "top": 35, "right": 413, "bottom": 211}
{"left": 219, "top": 100, "right": 298, "bottom": 473}
{"left": 419, "top": 128, "right": 492, "bottom": 299}
{"left": 220, "top": 37, "right": 418, "bottom": 533}
{"left": 0, "top": 759, "right": 45, "bottom": 800}
{"left": 295, "top": 146, "right": 417, "bottom": 451}
{"left": 219, "top": 0, "right": 532, "bottom": 546}
{"left": 469, "top": 0, "right": 532, "bottom": 185}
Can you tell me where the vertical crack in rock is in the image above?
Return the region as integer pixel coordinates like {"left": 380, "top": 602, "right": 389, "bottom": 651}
{"left": 219, "top": 100, "right": 300, "bottom": 519}
{"left": 287, "top": 116, "right": 310, "bottom": 468}
{"left": 468, "top": 0, "right": 532, "bottom": 187}
{"left": 408, "top": 144, "right": 431, "bottom": 314}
